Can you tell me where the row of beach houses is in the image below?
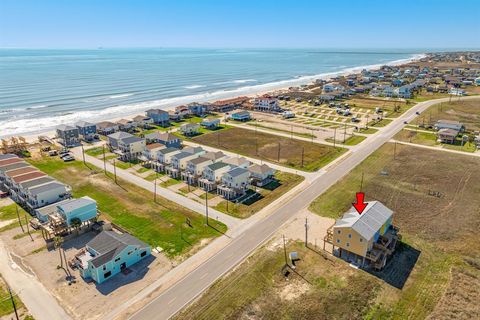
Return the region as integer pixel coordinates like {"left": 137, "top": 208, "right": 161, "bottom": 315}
{"left": 0, "top": 154, "right": 99, "bottom": 236}
{"left": 103, "top": 129, "right": 275, "bottom": 199}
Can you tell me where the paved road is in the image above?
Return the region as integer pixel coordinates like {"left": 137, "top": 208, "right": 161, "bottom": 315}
{"left": 70, "top": 149, "right": 240, "bottom": 228}
{"left": 130, "top": 97, "right": 478, "bottom": 320}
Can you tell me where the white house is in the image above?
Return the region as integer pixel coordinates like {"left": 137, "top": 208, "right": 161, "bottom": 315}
{"left": 217, "top": 167, "right": 250, "bottom": 199}
{"left": 254, "top": 96, "right": 281, "bottom": 112}
{"left": 198, "top": 162, "right": 232, "bottom": 191}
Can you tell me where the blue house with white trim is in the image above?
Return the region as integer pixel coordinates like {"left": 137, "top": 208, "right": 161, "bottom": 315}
{"left": 76, "top": 231, "right": 151, "bottom": 284}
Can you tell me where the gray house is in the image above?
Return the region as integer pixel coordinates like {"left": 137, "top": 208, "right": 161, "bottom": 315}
{"left": 434, "top": 120, "right": 465, "bottom": 132}
{"left": 146, "top": 109, "right": 170, "bottom": 126}
{"left": 75, "top": 121, "right": 97, "bottom": 141}
{"left": 56, "top": 124, "right": 80, "bottom": 147}
{"left": 145, "top": 132, "right": 182, "bottom": 148}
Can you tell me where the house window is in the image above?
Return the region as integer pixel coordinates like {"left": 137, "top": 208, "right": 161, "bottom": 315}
{"left": 359, "top": 238, "right": 363, "bottom": 242}
{"left": 348, "top": 234, "right": 352, "bottom": 238}
{"left": 103, "top": 266, "right": 106, "bottom": 270}
{"left": 337, "top": 230, "right": 341, "bottom": 234}
{"left": 336, "top": 239, "right": 340, "bottom": 244}
{"left": 346, "top": 242, "right": 350, "bottom": 247}
{"left": 104, "top": 271, "right": 112, "bottom": 278}
{"left": 140, "top": 251, "right": 147, "bottom": 257}
{"left": 115, "top": 257, "right": 120, "bottom": 262}
{"left": 128, "top": 251, "right": 133, "bottom": 255}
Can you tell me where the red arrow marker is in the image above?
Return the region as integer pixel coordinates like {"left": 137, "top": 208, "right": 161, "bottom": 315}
{"left": 353, "top": 192, "right": 367, "bottom": 214}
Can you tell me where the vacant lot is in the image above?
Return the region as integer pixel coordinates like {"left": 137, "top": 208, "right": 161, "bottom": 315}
{"left": 308, "top": 143, "right": 480, "bottom": 318}
{"left": 27, "top": 156, "right": 226, "bottom": 257}
{"left": 417, "top": 99, "right": 480, "bottom": 132}
{"left": 175, "top": 242, "right": 381, "bottom": 320}
{"left": 214, "top": 172, "right": 304, "bottom": 218}
{"left": 192, "top": 127, "right": 347, "bottom": 172}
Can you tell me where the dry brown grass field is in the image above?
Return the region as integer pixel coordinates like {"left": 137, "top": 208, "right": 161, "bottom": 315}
{"left": 192, "top": 127, "right": 347, "bottom": 172}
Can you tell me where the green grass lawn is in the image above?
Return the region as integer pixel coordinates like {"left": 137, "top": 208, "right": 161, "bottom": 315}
{"left": 144, "top": 172, "right": 161, "bottom": 181}
{"left": 27, "top": 156, "right": 227, "bottom": 257}
{"left": 113, "top": 160, "right": 133, "bottom": 170}
{"left": 0, "top": 282, "right": 24, "bottom": 317}
{"left": 394, "top": 129, "right": 438, "bottom": 146}
{"left": 193, "top": 127, "right": 347, "bottom": 172}
{"left": 367, "top": 118, "right": 392, "bottom": 127}
{"left": 0, "top": 204, "right": 29, "bottom": 234}
{"left": 0, "top": 204, "right": 26, "bottom": 221}
{"left": 357, "top": 127, "right": 378, "bottom": 134}
{"left": 136, "top": 167, "right": 150, "bottom": 174}
{"left": 160, "top": 178, "right": 182, "bottom": 188}
{"left": 84, "top": 146, "right": 105, "bottom": 157}
{"left": 214, "top": 172, "right": 304, "bottom": 218}
{"left": 343, "top": 135, "right": 367, "bottom": 146}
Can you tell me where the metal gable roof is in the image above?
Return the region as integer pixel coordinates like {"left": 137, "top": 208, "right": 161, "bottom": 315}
{"left": 335, "top": 201, "right": 393, "bottom": 241}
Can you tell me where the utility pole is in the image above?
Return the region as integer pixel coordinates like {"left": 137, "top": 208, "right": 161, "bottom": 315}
{"left": 393, "top": 141, "right": 397, "bottom": 160}
{"left": 343, "top": 123, "right": 347, "bottom": 144}
{"left": 360, "top": 172, "right": 364, "bottom": 191}
{"left": 205, "top": 189, "right": 209, "bottom": 226}
{"left": 277, "top": 142, "right": 281, "bottom": 162}
{"left": 333, "top": 127, "right": 337, "bottom": 148}
{"left": 81, "top": 143, "right": 86, "bottom": 165}
{"left": 255, "top": 123, "right": 258, "bottom": 156}
{"left": 16, "top": 205, "right": 24, "bottom": 233}
{"left": 301, "top": 147, "right": 304, "bottom": 168}
{"left": 102, "top": 145, "right": 107, "bottom": 175}
{"left": 24, "top": 213, "right": 33, "bottom": 241}
{"left": 291, "top": 125, "right": 293, "bottom": 139}
{"left": 113, "top": 159, "right": 117, "bottom": 184}
{"left": 304, "top": 217, "right": 308, "bottom": 247}
{"left": 153, "top": 177, "right": 157, "bottom": 203}
{"left": 283, "top": 234, "right": 288, "bottom": 266}
{"left": 7, "top": 285, "right": 19, "bottom": 320}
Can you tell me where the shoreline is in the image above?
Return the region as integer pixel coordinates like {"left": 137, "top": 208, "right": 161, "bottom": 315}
{"left": 3, "top": 53, "right": 426, "bottom": 143}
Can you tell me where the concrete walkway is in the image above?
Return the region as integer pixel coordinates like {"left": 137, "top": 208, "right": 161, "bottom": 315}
{"left": 70, "top": 149, "right": 241, "bottom": 229}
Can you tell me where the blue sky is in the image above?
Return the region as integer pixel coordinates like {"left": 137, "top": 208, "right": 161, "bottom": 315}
{"left": 1, "top": 0, "right": 479, "bottom": 49}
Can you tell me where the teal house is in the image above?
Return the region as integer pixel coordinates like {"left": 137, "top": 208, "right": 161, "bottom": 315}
{"left": 77, "top": 231, "right": 151, "bottom": 284}
{"left": 57, "top": 196, "right": 97, "bottom": 226}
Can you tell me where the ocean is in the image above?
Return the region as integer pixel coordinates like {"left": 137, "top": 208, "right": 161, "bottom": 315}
{"left": 0, "top": 48, "right": 422, "bottom": 138}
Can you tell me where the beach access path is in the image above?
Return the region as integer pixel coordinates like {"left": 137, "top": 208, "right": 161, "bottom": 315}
{"left": 125, "top": 96, "right": 480, "bottom": 320}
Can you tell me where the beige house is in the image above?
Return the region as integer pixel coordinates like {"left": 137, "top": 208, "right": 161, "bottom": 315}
{"left": 324, "top": 201, "right": 400, "bottom": 270}
{"left": 179, "top": 123, "right": 200, "bottom": 136}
